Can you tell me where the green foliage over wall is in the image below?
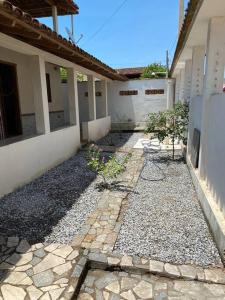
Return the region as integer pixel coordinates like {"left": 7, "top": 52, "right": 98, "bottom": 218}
{"left": 141, "top": 63, "right": 167, "bottom": 79}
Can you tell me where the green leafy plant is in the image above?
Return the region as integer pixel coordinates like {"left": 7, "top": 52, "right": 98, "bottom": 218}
{"left": 60, "top": 68, "right": 87, "bottom": 83}
{"left": 141, "top": 63, "right": 167, "bottom": 79}
{"left": 87, "top": 144, "right": 132, "bottom": 189}
{"left": 145, "top": 102, "right": 189, "bottom": 158}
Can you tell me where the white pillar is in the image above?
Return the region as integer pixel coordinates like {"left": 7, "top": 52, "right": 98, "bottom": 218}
{"left": 30, "top": 56, "right": 50, "bottom": 134}
{"left": 101, "top": 80, "right": 108, "bottom": 117}
{"left": 199, "top": 17, "right": 225, "bottom": 180}
{"left": 184, "top": 60, "right": 192, "bottom": 103}
{"left": 187, "top": 46, "right": 205, "bottom": 157}
{"left": 166, "top": 79, "right": 175, "bottom": 109}
{"left": 191, "top": 46, "right": 205, "bottom": 98}
{"left": 52, "top": 5, "right": 58, "bottom": 33}
{"left": 67, "top": 68, "right": 79, "bottom": 126}
{"left": 179, "top": 68, "right": 185, "bottom": 102}
{"left": 87, "top": 75, "right": 96, "bottom": 120}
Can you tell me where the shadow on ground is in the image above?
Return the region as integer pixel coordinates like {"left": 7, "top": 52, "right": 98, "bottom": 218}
{"left": 96, "top": 131, "right": 143, "bottom": 148}
{"left": 0, "top": 151, "right": 99, "bottom": 244}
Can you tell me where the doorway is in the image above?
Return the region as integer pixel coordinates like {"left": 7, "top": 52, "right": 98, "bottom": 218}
{"left": 0, "top": 62, "right": 22, "bottom": 140}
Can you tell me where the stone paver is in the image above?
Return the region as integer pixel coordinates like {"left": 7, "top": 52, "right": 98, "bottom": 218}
{"left": 78, "top": 269, "right": 225, "bottom": 300}
{"left": 0, "top": 237, "right": 85, "bottom": 300}
{"left": 71, "top": 149, "right": 144, "bottom": 252}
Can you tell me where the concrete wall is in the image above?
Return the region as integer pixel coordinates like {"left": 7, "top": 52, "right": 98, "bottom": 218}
{"left": 78, "top": 81, "right": 106, "bottom": 122}
{"left": 191, "top": 96, "right": 203, "bottom": 132}
{"left": 0, "top": 125, "right": 80, "bottom": 197}
{"left": 78, "top": 81, "right": 89, "bottom": 122}
{"left": 108, "top": 79, "right": 167, "bottom": 129}
{"left": 45, "top": 63, "right": 65, "bottom": 113}
{"left": 82, "top": 116, "right": 111, "bottom": 142}
{"left": 204, "top": 94, "right": 225, "bottom": 214}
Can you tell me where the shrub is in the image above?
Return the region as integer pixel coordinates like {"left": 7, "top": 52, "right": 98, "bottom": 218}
{"left": 87, "top": 144, "right": 132, "bottom": 188}
{"left": 145, "top": 102, "right": 189, "bottom": 158}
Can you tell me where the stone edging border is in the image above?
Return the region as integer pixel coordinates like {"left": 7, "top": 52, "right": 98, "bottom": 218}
{"left": 72, "top": 248, "right": 225, "bottom": 298}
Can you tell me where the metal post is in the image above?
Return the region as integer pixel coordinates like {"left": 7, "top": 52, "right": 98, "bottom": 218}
{"left": 71, "top": 14, "right": 74, "bottom": 36}
{"left": 52, "top": 5, "right": 58, "bottom": 33}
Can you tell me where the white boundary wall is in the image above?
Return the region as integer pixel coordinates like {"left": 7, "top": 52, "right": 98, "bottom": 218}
{"left": 108, "top": 79, "right": 167, "bottom": 129}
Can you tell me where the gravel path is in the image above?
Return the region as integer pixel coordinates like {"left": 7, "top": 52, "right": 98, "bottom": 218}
{"left": 0, "top": 152, "right": 103, "bottom": 244}
{"left": 97, "top": 132, "right": 144, "bottom": 148}
{"left": 114, "top": 149, "right": 222, "bottom": 267}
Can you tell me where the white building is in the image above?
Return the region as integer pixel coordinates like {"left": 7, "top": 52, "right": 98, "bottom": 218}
{"left": 0, "top": 0, "right": 125, "bottom": 197}
{"left": 0, "top": 0, "right": 169, "bottom": 198}
{"left": 170, "top": 0, "right": 225, "bottom": 260}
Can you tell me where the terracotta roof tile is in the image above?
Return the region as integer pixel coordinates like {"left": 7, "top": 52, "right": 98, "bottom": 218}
{"left": 0, "top": 0, "right": 127, "bottom": 81}
{"left": 9, "top": 0, "right": 79, "bottom": 18}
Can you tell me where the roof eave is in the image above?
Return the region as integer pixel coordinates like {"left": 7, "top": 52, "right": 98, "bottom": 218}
{"left": 0, "top": 0, "right": 127, "bottom": 81}
{"left": 169, "top": 0, "right": 204, "bottom": 78}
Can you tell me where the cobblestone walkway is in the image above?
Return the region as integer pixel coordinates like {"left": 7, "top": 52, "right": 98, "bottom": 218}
{"left": 79, "top": 269, "right": 225, "bottom": 300}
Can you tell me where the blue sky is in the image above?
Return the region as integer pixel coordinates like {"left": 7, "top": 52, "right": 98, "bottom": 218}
{"left": 40, "top": 0, "right": 189, "bottom": 68}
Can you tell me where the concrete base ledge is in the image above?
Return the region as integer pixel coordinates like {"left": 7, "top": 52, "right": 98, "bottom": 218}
{"left": 187, "top": 155, "right": 225, "bottom": 263}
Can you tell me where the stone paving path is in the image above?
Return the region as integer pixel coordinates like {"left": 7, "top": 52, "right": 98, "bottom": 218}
{"left": 79, "top": 269, "right": 225, "bottom": 300}
{"left": 72, "top": 149, "right": 144, "bottom": 253}
{"left": 0, "top": 236, "right": 85, "bottom": 300}
{"left": 1, "top": 237, "right": 225, "bottom": 300}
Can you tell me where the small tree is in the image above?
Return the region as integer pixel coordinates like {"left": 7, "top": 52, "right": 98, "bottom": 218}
{"left": 87, "top": 144, "right": 132, "bottom": 189}
{"left": 145, "top": 102, "right": 189, "bottom": 159}
{"left": 141, "top": 63, "right": 167, "bottom": 79}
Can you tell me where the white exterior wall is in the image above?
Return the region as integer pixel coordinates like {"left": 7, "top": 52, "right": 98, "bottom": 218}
{"left": 190, "top": 96, "right": 203, "bottom": 133}
{"left": 82, "top": 116, "right": 111, "bottom": 142}
{"left": 204, "top": 94, "right": 225, "bottom": 214}
{"left": 78, "top": 81, "right": 107, "bottom": 122}
{"left": 108, "top": 79, "right": 167, "bottom": 129}
{"left": 0, "top": 126, "right": 80, "bottom": 197}
{"left": 45, "top": 63, "right": 64, "bottom": 113}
